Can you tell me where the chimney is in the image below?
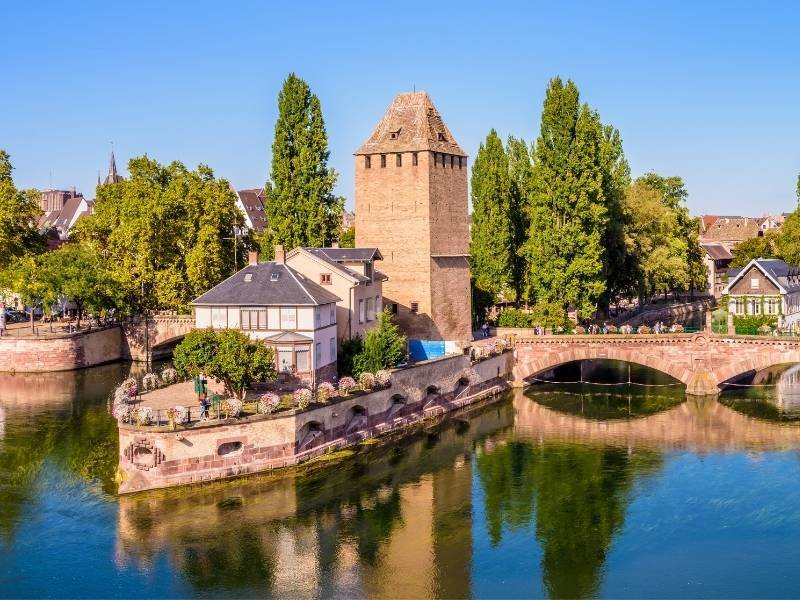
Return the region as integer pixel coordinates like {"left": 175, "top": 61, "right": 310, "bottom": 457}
{"left": 274, "top": 245, "right": 285, "bottom": 264}
{"left": 248, "top": 251, "right": 258, "bottom": 266}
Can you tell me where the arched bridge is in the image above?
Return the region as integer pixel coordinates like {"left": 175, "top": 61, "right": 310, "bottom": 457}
{"left": 122, "top": 315, "right": 195, "bottom": 361}
{"left": 511, "top": 334, "right": 800, "bottom": 395}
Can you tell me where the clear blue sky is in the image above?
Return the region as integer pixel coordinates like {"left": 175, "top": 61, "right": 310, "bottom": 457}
{"left": 2, "top": 1, "right": 799, "bottom": 215}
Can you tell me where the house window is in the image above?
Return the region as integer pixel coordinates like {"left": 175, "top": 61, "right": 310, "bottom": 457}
{"left": 380, "top": 154, "right": 386, "bottom": 168}
{"left": 765, "top": 298, "right": 779, "bottom": 315}
{"left": 751, "top": 278, "right": 760, "bottom": 289}
{"left": 391, "top": 303, "right": 398, "bottom": 314}
{"left": 375, "top": 295, "right": 381, "bottom": 315}
{"left": 359, "top": 299, "right": 365, "bottom": 323}
{"left": 748, "top": 298, "right": 761, "bottom": 315}
{"left": 442, "top": 154, "right": 447, "bottom": 168}
{"left": 296, "top": 348, "right": 309, "bottom": 371}
{"left": 410, "top": 301, "right": 419, "bottom": 313}
{"left": 366, "top": 297, "right": 375, "bottom": 321}
{"left": 734, "top": 298, "right": 745, "bottom": 315}
{"left": 240, "top": 307, "right": 267, "bottom": 330}
{"left": 211, "top": 307, "right": 227, "bottom": 329}
{"left": 329, "top": 337, "right": 336, "bottom": 362}
{"left": 280, "top": 307, "right": 297, "bottom": 330}
{"left": 365, "top": 156, "right": 371, "bottom": 169}
{"left": 320, "top": 273, "right": 332, "bottom": 285}
{"left": 315, "top": 308, "right": 321, "bottom": 328}
{"left": 412, "top": 152, "right": 418, "bottom": 166}
{"left": 278, "top": 347, "right": 293, "bottom": 373}
{"left": 315, "top": 342, "right": 322, "bottom": 367}
{"left": 390, "top": 129, "right": 400, "bottom": 140}
{"left": 330, "top": 304, "right": 336, "bottom": 324}
{"left": 396, "top": 153, "right": 402, "bottom": 167}
{"left": 365, "top": 261, "right": 373, "bottom": 283}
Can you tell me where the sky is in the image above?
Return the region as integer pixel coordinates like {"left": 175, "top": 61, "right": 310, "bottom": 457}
{"left": 2, "top": 1, "right": 799, "bottom": 216}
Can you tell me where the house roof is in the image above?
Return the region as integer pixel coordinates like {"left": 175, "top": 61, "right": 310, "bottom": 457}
{"left": 263, "top": 331, "right": 313, "bottom": 344}
{"left": 313, "top": 247, "right": 383, "bottom": 262}
{"left": 700, "top": 242, "right": 733, "bottom": 261}
{"left": 355, "top": 91, "right": 466, "bottom": 156}
{"left": 236, "top": 188, "right": 267, "bottom": 232}
{"left": 700, "top": 217, "right": 761, "bottom": 243}
{"left": 192, "top": 262, "right": 341, "bottom": 306}
{"left": 724, "top": 258, "right": 800, "bottom": 295}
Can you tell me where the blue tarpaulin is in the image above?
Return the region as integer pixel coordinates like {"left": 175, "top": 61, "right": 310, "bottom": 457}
{"left": 408, "top": 339, "right": 446, "bottom": 362}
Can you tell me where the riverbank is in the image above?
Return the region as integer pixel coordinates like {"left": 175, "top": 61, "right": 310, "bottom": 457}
{"left": 117, "top": 352, "right": 513, "bottom": 494}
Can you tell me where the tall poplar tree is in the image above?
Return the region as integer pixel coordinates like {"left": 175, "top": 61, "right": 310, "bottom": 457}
{"left": 506, "top": 136, "right": 533, "bottom": 303}
{"left": 0, "top": 150, "right": 43, "bottom": 261}
{"left": 470, "top": 129, "right": 513, "bottom": 301}
{"left": 261, "top": 74, "right": 343, "bottom": 257}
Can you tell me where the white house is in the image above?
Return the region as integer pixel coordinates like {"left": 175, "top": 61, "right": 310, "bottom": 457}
{"left": 191, "top": 246, "right": 341, "bottom": 385}
{"left": 723, "top": 258, "right": 800, "bottom": 328}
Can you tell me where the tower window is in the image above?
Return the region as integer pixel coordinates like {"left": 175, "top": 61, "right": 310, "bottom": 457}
{"left": 412, "top": 152, "right": 418, "bottom": 166}
{"left": 442, "top": 154, "right": 447, "bottom": 168}
{"left": 396, "top": 153, "right": 402, "bottom": 167}
{"left": 458, "top": 156, "right": 463, "bottom": 169}
{"left": 410, "top": 302, "right": 419, "bottom": 314}
{"left": 365, "top": 155, "right": 371, "bottom": 169}
{"left": 380, "top": 154, "right": 386, "bottom": 168}
{"left": 437, "top": 132, "right": 446, "bottom": 141}
{"left": 450, "top": 155, "right": 454, "bottom": 168}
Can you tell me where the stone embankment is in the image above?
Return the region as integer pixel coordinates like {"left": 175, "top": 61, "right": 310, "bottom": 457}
{"left": 0, "top": 326, "right": 124, "bottom": 372}
{"left": 117, "top": 352, "right": 513, "bottom": 494}
{"left": 616, "top": 298, "right": 713, "bottom": 328}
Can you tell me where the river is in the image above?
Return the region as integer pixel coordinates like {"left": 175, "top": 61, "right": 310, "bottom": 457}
{"left": 2, "top": 361, "right": 800, "bottom": 598}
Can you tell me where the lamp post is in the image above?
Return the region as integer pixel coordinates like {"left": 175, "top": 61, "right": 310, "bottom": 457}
{"left": 223, "top": 230, "right": 240, "bottom": 275}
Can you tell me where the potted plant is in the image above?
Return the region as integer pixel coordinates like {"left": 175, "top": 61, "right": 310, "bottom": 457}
{"left": 338, "top": 377, "right": 356, "bottom": 396}
{"left": 316, "top": 382, "right": 336, "bottom": 403}
{"left": 258, "top": 392, "right": 281, "bottom": 415}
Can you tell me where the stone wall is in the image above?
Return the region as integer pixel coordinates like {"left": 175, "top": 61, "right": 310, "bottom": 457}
{"left": 617, "top": 298, "right": 713, "bottom": 328}
{"left": 0, "top": 326, "right": 123, "bottom": 372}
{"left": 117, "top": 352, "right": 512, "bottom": 494}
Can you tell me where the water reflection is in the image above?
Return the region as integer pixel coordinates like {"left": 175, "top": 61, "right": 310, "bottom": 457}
{"left": 721, "top": 363, "right": 800, "bottom": 422}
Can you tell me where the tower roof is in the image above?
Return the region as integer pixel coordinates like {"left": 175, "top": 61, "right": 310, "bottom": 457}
{"left": 104, "top": 151, "right": 124, "bottom": 185}
{"left": 355, "top": 91, "right": 466, "bottom": 156}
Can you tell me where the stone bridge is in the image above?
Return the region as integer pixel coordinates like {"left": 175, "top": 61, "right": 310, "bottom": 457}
{"left": 511, "top": 333, "right": 800, "bottom": 395}
{"left": 122, "top": 315, "right": 195, "bottom": 361}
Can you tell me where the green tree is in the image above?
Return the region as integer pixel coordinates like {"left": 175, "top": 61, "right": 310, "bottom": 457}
{"left": 0, "top": 150, "right": 44, "bottom": 260}
{"left": 506, "top": 136, "right": 533, "bottom": 303}
{"left": 260, "top": 73, "right": 343, "bottom": 257}
{"left": 778, "top": 210, "right": 800, "bottom": 267}
{"left": 470, "top": 129, "right": 513, "bottom": 301}
{"left": 173, "top": 329, "right": 276, "bottom": 399}
{"left": 353, "top": 309, "right": 407, "bottom": 376}
{"left": 73, "top": 157, "right": 244, "bottom": 311}
{"left": 339, "top": 225, "right": 355, "bottom": 248}
{"left": 0, "top": 254, "right": 54, "bottom": 332}
{"left": 731, "top": 232, "right": 780, "bottom": 267}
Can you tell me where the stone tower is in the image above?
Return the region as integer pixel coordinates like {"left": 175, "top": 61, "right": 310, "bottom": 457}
{"left": 355, "top": 91, "right": 472, "bottom": 342}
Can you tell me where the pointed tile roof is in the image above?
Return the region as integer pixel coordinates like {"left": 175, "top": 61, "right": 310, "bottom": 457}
{"left": 355, "top": 91, "right": 466, "bottom": 156}
{"left": 104, "top": 151, "right": 124, "bottom": 184}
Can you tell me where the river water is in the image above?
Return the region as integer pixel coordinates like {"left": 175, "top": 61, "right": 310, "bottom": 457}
{"left": 2, "top": 361, "right": 800, "bottom": 598}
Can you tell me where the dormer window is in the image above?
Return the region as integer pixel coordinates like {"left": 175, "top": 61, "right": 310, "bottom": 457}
{"left": 437, "top": 132, "right": 446, "bottom": 141}
{"left": 270, "top": 272, "right": 280, "bottom": 282}
{"left": 244, "top": 273, "right": 253, "bottom": 282}
{"left": 389, "top": 129, "right": 401, "bottom": 140}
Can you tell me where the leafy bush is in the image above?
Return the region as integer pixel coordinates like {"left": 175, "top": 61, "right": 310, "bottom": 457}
{"left": 293, "top": 388, "right": 312, "bottom": 410}
{"left": 258, "top": 392, "right": 281, "bottom": 415}
{"left": 353, "top": 309, "right": 407, "bottom": 376}
{"left": 359, "top": 372, "right": 376, "bottom": 390}
{"left": 316, "top": 382, "right": 336, "bottom": 403}
{"left": 173, "top": 329, "right": 276, "bottom": 398}
{"left": 606, "top": 324, "right": 618, "bottom": 334}
{"left": 338, "top": 335, "right": 363, "bottom": 377}
{"left": 497, "top": 308, "right": 534, "bottom": 328}
{"left": 671, "top": 324, "right": 684, "bottom": 333}
{"left": 734, "top": 315, "right": 778, "bottom": 335}
{"left": 573, "top": 325, "right": 586, "bottom": 334}
{"left": 638, "top": 325, "right": 651, "bottom": 334}
{"left": 338, "top": 377, "right": 356, "bottom": 396}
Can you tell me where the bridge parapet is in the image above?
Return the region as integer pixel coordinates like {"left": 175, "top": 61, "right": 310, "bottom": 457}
{"left": 122, "top": 314, "right": 195, "bottom": 362}
{"left": 510, "top": 333, "right": 800, "bottom": 395}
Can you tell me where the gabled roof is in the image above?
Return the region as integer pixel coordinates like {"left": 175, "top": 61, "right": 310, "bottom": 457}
{"left": 192, "top": 262, "right": 341, "bottom": 306}
{"left": 700, "top": 217, "right": 760, "bottom": 243}
{"left": 355, "top": 91, "right": 466, "bottom": 156}
{"left": 236, "top": 188, "right": 267, "bottom": 232}
{"left": 313, "top": 247, "right": 382, "bottom": 262}
{"left": 700, "top": 242, "right": 733, "bottom": 261}
{"left": 723, "top": 258, "right": 800, "bottom": 295}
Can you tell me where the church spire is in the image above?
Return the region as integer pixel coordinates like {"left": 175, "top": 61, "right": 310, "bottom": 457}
{"left": 103, "top": 147, "right": 124, "bottom": 184}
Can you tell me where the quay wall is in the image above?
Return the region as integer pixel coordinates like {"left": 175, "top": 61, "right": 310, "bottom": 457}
{"left": 0, "top": 326, "right": 123, "bottom": 372}
{"left": 118, "top": 352, "right": 513, "bottom": 494}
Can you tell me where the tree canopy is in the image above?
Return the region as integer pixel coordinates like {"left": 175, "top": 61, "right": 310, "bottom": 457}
{"left": 73, "top": 156, "right": 244, "bottom": 311}
{"left": 352, "top": 309, "right": 407, "bottom": 376}
{"left": 0, "top": 150, "right": 43, "bottom": 261}
{"left": 173, "top": 329, "right": 276, "bottom": 399}
{"left": 260, "top": 73, "right": 343, "bottom": 257}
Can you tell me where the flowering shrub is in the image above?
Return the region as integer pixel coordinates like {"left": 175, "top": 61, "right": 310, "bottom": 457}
{"left": 132, "top": 406, "right": 153, "bottom": 426}
{"left": 112, "top": 402, "right": 132, "bottom": 423}
{"left": 606, "top": 325, "right": 618, "bottom": 334}
{"left": 494, "top": 339, "right": 507, "bottom": 353}
{"left": 316, "top": 382, "right": 336, "bottom": 403}
{"left": 573, "top": 326, "right": 586, "bottom": 334}
{"left": 293, "top": 388, "right": 312, "bottom": 410}
{"left": 359, "top": 372, "right": 376, "bottom": 390}
{"left": 671, "top": 324, "right": 684, "bottom": 333}
{"left": 258, "top": 392, "right": 281, "bottom": 415}
{"left": 119, "top": 377, "right": 138, "bottom": 399}
{"left": 220, "top": 398, "right": 243, "bottom": 418}
{"left": 173, "top": 405, "right": 189, "bottom": 424}
{"left": 375, "top": 370, "right": 391, "bottom": 388}
{"left": 142, "top": 372, "right": 160, "bottom": 392}
{"left": 338, "top": 377, "right": 356, "bottom": 396}
{"left": 160, "top": 367, "right": 178, "bottom": 384}
{"left": 638, "top": 325, "right": 651, "bottom": 334}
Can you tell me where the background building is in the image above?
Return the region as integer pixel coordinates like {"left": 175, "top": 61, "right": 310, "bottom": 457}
{"left": 354, "top": 91, "right": 472, "bottom": 344}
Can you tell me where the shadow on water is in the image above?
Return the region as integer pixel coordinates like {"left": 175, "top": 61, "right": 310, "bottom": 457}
{"left": 720, "top": 363, "right": 800, "bottom": 423}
